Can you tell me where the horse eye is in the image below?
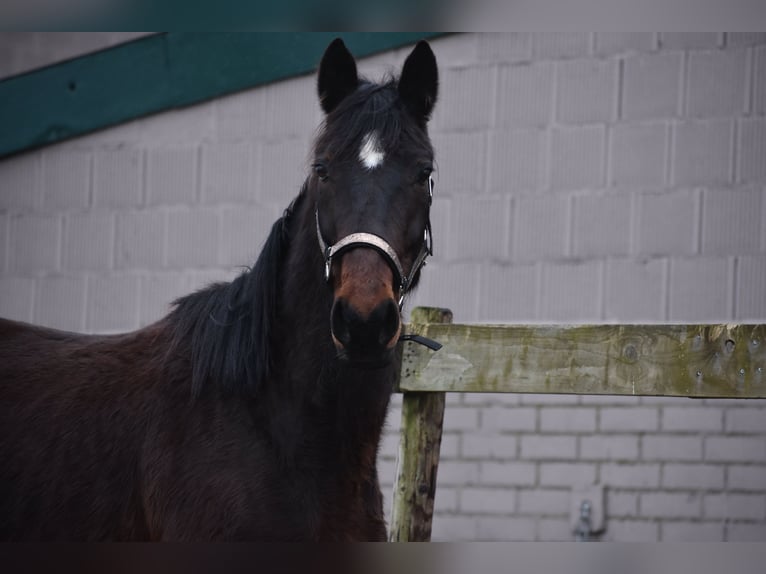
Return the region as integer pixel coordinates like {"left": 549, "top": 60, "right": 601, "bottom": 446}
{"left": 417, "top": 167, "right": 433, "bottom": 185}
{"left": 313, "top": 163, "right": 329, "bottom": 182}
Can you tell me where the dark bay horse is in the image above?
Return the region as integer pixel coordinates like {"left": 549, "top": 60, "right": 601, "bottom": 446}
{"left": 0, "top": 38, "right": 438, "bottom": 541}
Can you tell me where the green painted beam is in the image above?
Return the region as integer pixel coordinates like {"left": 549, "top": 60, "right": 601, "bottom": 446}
{"left": 0, "top": 32, "right": 445, "bottom": 159}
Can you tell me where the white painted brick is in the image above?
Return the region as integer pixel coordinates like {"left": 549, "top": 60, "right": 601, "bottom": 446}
{"left": 738, "top": 118, "right": 766, "bottom": 183}
{"left": 475, "top": 516, "right": 537, "bottom": 541}
{"left": 636, "top": 190, "right": 699, "bottom": 256}
{"left": 539, "top": 261, "right": 602, "bottom": 322}
{"left": 479, "top": 461, "right": 536, "bottom": 486}
{"left": 581, "top": 435, "right": 640, "bottom": 461}
{"left": 532, "top": 34, "right": 591, "bottom": 60}
{"left": 556, "top": 59, "right": 617, "bottom": 124}
{"left": 728, "top": 465, "right": 766, "bottom": 491}
{"left": 595, "top": 33, "right": 655, "bottom": 55}
{"left": 662, "top": 406, "right": 723, "bottom": 432}
{"left": 583, "top": 395, "right": 643, "bottom": 406}
{"left": 726, "top": 408, "right": 766, "bottom": 433}
{"left": 462, "top": 434, "right": 518, "bottom": 460}
{"left": 440, "top": 462, "right": 480, "bottom": 489}
{"left": 622, "top": 52, "right": 682, "bottom": 120}
{"left": 478, "top": 263, "right": 538, "bottom": 322}
{"left": 727, "top": 522, "right": 766, "bottom": 541}
{"left": 640, "top": 492, "right": 702, "bottom": 518}
{"left": 602, "top": 463, "right": 661, "bottom": 489}
{"left": 705, "top": 436, "right": 766, "bottom": 462}
{"left": 605, "top": 519, "right": 659, "bottom": 541}
{"left": 138, "top": 272, "right": 191, "bottom": 326}
{"left": 661, "top": 521, "right": 724, "bottom": 541}
{"left": 258, "top": 138, "right": 311, "bottom": 206}
{"left": 610, "top": 122, "right": 668, "bottom": 188}
{"left": 215, "top": 89, "right": 269, "bottom": 142}
{"left": 446, "top": 196, "right": 509, "bottom": 261}
{"left": 539, "top": 463, "right": 597, "bottom": 487}
{"left": 737, "top": 256, "right": 766, "bottom": 320}
{"left": 63, "top": 212, "right": 113, "bottom": 271}
{"left": 0, "top": 277, "right": 35, "bottom": 322}
{"left": 407, "top": 262, "right": 479, "bottom": 323}
{"left": 462, "top": 392, "right": 521, "bottom": 406}
{"left": 0, "top": 152, "right": 40, "bottom": 210}
{"left": 430, "top": 34, "right": 481, "bottom": 68}
{"left": 92, "top": 148, "right": 142, "bottom": 208}
{"left": 166, "top": 209, "right": 219, "bottom": 269}
{"left": 604, "top": 258, "right": 666, "bottom": 322}
{"left": 704, "top": 493, "right": 766, "bottom": 520}
{"left": 431, "top": 65, "right": 494, "bottom": 132}
{"left": 660, "top": 33, "right": 720, "bottom": 49}
{"left": 433, "top": 487, "right": 458, "bottom": 514}
{"left": 146, "top": 147, "right": 198, "bottom": 206}
{"left": 34, "top": 275, "right": 85, "bottom": 331}
{"left": 600, "top": 407, "right": 659, "bottom": 432}
{"left": 521, "top": 394, "right": 581, "bottom": 406}
{"left": 477, "top": 33, "right": 532, "bottom": 63}
{"left": 201, "top": 142, "right": 254, "bottom": 204}
{"left": 756, "top": 46, "right": 766, "bottom": 115}
{"left": 726, "top": 33, "right": 766, "bottom": 47}
{"left": 430, "top": 515, "right": 478, "bottom": 541}
{"left": 687, "top": 49, "right": 748, "bottom": 117}
{"left": 133, "top": 104, "right": 214, "bottom": 147}
{"left": 668, "top": 257, "right": 731, "bottom": 322}
{"left": 481, "top": 406, "right": 536, "bottom": 432}
{"left": 549, "top": 125, "right": 606, "bottom": 191}
{"left": 673, "top": 120, "right": 734, "bottom": 186}
{"left": 495, "top": 62, "right": 554, "bottom": 128}
{"left": 539, "top": 408, "right": 597, "bottom": 433}
{"left": 663, "top": 464, "right": 725, "bottom": 490}
{"left": 520, "top": 435, "right": 577, "bottom": 460}
{"left": 115, "top": 211, "right": 165, "bottom": 270}
{"left": 260, "top": 75, "right": 319, "bottom": 140}
{"left": 643, "top": 435, "right": 703, "bottom": 461}
{"left": 517, "top": 488, "right": 570, "bottom": 515}
{"left": 486, "top": 129, "right": 543, "bottom": 193}
{"left": 443, "top": 406, "right": 480, "bottom": 432}
{"left": 85, "top": 274, "right": 139, "bottom": 333}
{"left": 607, "top": 491, "right": 639, "bottom": 517}
{"left": 572, "top": 194, "right": 632, "bottom": 258}
{"left": 219, "top": 205, "right": 278, "bottom": 267}
{"left": 431, "top": 131, "right": 485, "bottom": 197}
{"left": 41, "top": 149, "right": 90, "bottom": 211}
{"left": 512, "top": 195, "right": 569, "bottom": 263}
{"left": 9, "top": 214, "right": 60, "bottom": 274}
{"left": 438, "top": 434, "right": 460, "bottom": 459}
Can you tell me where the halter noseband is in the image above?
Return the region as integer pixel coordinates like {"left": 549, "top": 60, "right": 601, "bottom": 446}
{"left": 316, "top": 176, "right": 434, "bottom": 309}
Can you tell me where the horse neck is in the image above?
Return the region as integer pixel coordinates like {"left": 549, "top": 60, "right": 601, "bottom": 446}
{"left": 272, "top": 198, "right": 396, "bottom": 466}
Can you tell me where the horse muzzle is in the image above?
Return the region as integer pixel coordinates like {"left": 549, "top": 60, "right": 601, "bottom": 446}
{"left": 329, "top": 249, "right": 401, "bottom": 365}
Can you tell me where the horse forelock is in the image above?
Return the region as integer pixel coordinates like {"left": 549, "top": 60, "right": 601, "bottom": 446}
{"left": 314, "top": 79, "right": 432, "bottom": 163}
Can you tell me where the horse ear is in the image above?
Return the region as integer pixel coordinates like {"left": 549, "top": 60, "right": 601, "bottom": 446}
{"left": 398, "top": 41, "right": 438, "bottom": 123}
{"left": 317, "top": 38, "right": 359, "bottom": 114}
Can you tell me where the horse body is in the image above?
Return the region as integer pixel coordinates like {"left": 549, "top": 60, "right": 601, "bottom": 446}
{"left": 0, "top": 38, "right": 438, "bottom": 541}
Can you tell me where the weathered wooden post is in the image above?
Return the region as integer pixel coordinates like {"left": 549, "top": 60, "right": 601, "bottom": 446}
{"left": 389, "top": 307, "right": 452, "bottom": 542}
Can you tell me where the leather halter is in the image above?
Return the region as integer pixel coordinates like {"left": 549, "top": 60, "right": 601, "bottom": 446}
{"left": 316, "top": 176, "right": 434, "bottom": 309}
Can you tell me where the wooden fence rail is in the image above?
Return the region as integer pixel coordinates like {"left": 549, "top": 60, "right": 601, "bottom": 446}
{"left": 389, "top": 307, "right": 766, "bottom": 542}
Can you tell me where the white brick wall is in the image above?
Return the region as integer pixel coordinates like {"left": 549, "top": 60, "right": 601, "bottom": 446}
{"left": 1, "top": 33, "right": 765, "bottom": 541}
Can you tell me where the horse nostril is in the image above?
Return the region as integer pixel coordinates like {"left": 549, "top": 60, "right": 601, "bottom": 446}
{"left": 373, "top": 299, "right": 400, "bottom": 347}
{"left": 331, "top": 298, "right": 401, "bottom": 352}
{"left": 331, "top": 299, "right": 353, "bottom": 348}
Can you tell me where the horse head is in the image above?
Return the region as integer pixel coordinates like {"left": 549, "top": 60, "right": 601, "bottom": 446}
{"left": 312, "top": 39, "right": 438, "bottom": 365}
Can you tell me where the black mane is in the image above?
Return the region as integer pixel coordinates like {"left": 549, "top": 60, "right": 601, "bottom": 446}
{"left": 167, "top": 188, "right": 308, "bottom": 398}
